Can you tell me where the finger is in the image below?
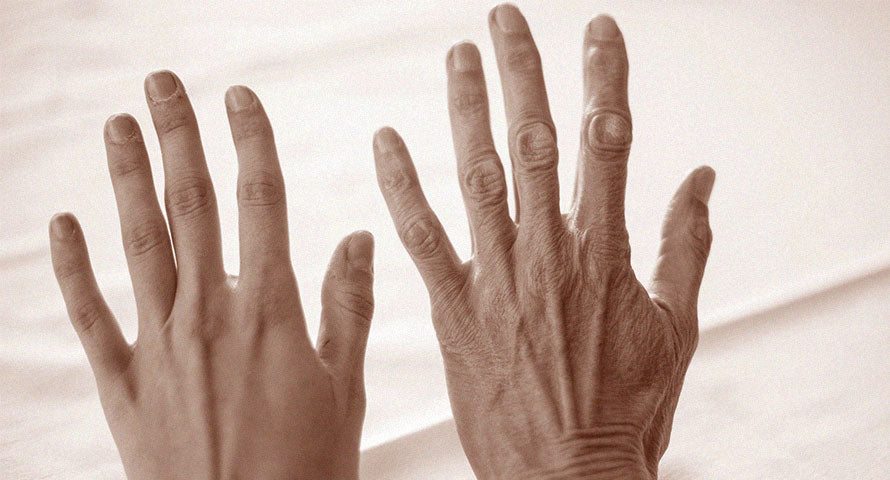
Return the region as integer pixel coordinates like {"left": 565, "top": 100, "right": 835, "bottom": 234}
{"left": 49, "top": 213, "right": 131, "bottom": 381}
{"left": 570, "top": 15, "right": 633, "bottom": 234}
{"left": 446, "top": 41, "right": 515, "bottom": 263}
{"left": 373, "top": 127, "right": 462, "bottom": 293}
{"left": 650, "top": 167, "right": 715, "bottom": 318}
{"left": 224, "top": 86, "right": 291, "bottom": 279}
{"left": 104, "top": 114, "right": 177, "bottom": 326}
{"left": 144, "top": 70, "right": 225, "bottom": 284}
{"left": 318, "top": 231, "right": 374, "bottom": 380}
{"left": 489, "top": 4, "right": 561, "bottom": 232}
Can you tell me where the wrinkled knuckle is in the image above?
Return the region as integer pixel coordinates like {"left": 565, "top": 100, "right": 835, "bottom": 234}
{"left": 505, "top": 45, "right": 541, "bottom": 73}
{"left": 238, "top": 171, "right": 283, "bottom": 207}
{"left": 399, "top": 215, "right": 440, "bottom": 259}
{"left": 463, "top": 154, "right": 506, "bottom": 207}
{"left": 451, "top": 90, "right": 487, "bottom": 118}
{"left": 154, "top": 112, "right": 192, "bottom": 138}
{"left": 70, "top": 301, "right": 103, "bottom": 334}
{"left": 336, "top": 286, "right": 375, "bottom": 327}
{"left": 108, "top": 155, "right": 147, "bottom": 177}
{"left": 166, "top": 177, "right": 213, "bottom": 219}
{"left": 124, "top": 222, "right": 168, "bottom": 258}
{"left": 513, "top": 121, "right": 557, "bottom": 173}
{"left": 232, "top": 115, "right": 270, "bottom": 143}
{"left": 54, "top": 256, "right": 84, "bottom": 281}
{"left": 379, "top": 162, "right": 414, "bottom": 193}
{"left": 583, "top": 109, "right": 632, "bottom": 157}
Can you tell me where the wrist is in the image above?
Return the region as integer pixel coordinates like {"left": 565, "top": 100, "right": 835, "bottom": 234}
{"left": 516, "top": 425, "right": 653, "bottom": 480}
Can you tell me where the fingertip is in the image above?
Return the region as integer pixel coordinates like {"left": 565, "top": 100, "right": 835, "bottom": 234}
{"left": 448, "top": 41, "right": 481, "bottom": 72}
{"left": 347, "top": 230, "right": 375, "bottom": 275}
{"left": 373, "top": 126, "right": 401, "bottom": 151}
{"left": 144, "top": 69, "right": 181, "bottom": 103}
{"left": 586, "top": 14, "right": 621, "bottom": 41}
{"left": 225, "top": 85, "right": 257, "bottom": 113}
{"left": 104, "top": 113, "right": 141, "bottom": 145}
{"left": 490, "top": 3, "right": 526, "bottom": 34}
{"left": 690, "top": 166, "right": 716, "bottom": 204}
{"left": 49, "top": 212, "right": 77, "bottom": 241}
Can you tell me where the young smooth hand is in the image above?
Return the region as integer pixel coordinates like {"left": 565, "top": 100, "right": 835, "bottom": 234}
{"left": 374, "top": 5, "right": 714, "bottom": 479}
{"left": 50, "top": 71, "right": 374, "bottom": 479}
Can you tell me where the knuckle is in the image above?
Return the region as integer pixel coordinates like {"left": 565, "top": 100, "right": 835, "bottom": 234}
{"left": 54, "top": 257, "right": 84, "bottom": 282}
{"left": 513, "top": 121, "right": 557, "bottom": 173}
{"left": 238, "top": 171, "right": 283, "bottom": 207}
{"left": 166, "top": 177, "right": 213, "bottom": 219}
{"left": 70, "top": 301, "right": 104, "bottom": 334}
{"left": 451, "top": 90, "right": 487, "bottom": 118}
{"left": 123, "top": 222, "right": 168, "bottom": 258}
{"left": 399, "top": 215, "right": 440, "bottom": 259}
{"left": 379, "top": 162, "right": 415, "bottom": 193}
{"left": 583, "top": 109, "right": 632, "bottom": 157}
{"left": 462, "top": 153, "right": 506, "bottom": 206}
{"left": 335, "top": 285, "right": 375, "bottom": 327}
{"left": 108, "top": 155, "right": 147, "bottom": 178}
{"left": 505, "top": 45, "right": 541, "bottom": 73}
{"left": 232, "top": 114, "right": 270, "bottom": 143}
{"left": 153, "top": 111, "right": 192, "bottom": 138}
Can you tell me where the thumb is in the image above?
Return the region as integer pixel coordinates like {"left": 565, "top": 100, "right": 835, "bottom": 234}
{"left": 650, "top": 166, "right": 715, "bottom": 320}
{"left": 318, "top": 231, "right": 375, "bottom": 379}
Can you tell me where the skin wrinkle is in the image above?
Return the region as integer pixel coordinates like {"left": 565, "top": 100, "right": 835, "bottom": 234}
{"left": 51, "top": 6, "right": 715, "bottom": 479}
{"left": 375, "top": 7, "right": 715, "bottom": 478}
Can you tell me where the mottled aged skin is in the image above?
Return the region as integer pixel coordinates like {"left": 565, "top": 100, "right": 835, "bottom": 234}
{"left": 375, "top": 5, "right": 715, "bottom": 479}
{"left": 50, "top": 74, "right": 374, "bottom": 479}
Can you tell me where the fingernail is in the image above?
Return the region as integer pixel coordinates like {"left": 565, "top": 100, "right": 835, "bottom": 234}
{"left": 493, "top": 4, "right": 526, "bottom": 33}
{"left": 587, "top": 15, "right": 620, "bottom": 41}
{"left": 692, "top": 167, "right": 716, "bottom": 203}
{"left": 225, "top": 85, "right": 255, "bottom": 113}
{"left": 347, "top": 231, "right": 374, "bottom": 273}
{"left": 373, "top": 127, "right": 402, "bottom": 154}
{"left": 450, "top": 42, "right": 480, "bottom": 72}
{"left": 50, "top": 213, "right": 75, "bottom": 240}
{"left": 146, "top": 70, "right": 178, "bottom": 102}
{"left": 106, "top": 114, "right": 139, "bottom": 144}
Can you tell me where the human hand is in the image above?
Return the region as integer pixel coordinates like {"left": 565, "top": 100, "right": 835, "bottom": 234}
{"left": 374, "top": 5, "right": 714, "bottom": 479}
{"left": 50, "top": 71, "right": 374, "bottom": 479}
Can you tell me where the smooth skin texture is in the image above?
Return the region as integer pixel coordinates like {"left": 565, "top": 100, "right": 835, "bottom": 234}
{"left": 50, "top": 72, "right": 374, "bottom": 479}
{"left": 374, "top": 5, "right": 714, "bottom": 479}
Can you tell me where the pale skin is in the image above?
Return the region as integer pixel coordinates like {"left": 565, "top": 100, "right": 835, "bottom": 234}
{"left": 51, "top": 6, "right": 712, "bottom": 480}
{"left": 50, "top": 72, "right": 374, "bottom": 479}
{"left": 374, "top": 5, "right": 714, "bottom": 480}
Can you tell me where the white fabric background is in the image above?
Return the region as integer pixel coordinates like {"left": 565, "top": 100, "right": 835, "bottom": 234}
{"left": 2, "top": 1, "right": 889, "bottom": 477}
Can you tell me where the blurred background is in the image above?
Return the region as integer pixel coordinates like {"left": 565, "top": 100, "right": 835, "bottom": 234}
{"left": 2, "top": 1, "right": 889, "bottom": 478}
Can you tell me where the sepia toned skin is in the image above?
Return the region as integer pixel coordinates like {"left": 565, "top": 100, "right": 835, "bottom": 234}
{"left": 49, "top": 72, "right": 374, "bottom": 479}
{"left": 374, "top": 5, "right": 715, "bottom": 480}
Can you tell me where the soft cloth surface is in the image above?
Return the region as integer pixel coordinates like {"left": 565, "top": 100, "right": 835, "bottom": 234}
{"left": 2, "top": 1, "right": 889, "bottom": 478}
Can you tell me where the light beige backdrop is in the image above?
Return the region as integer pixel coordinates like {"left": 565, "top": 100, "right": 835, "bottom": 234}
{"left": 2, "top": 1, "right": 889, "bottom": 478}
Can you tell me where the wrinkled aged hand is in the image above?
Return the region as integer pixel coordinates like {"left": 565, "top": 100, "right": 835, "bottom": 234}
{"left": 50, "top": 71, "right": 373, "bottom": 479}
{"left": 374, "top": 6, "right": 714, "bottom": 479}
